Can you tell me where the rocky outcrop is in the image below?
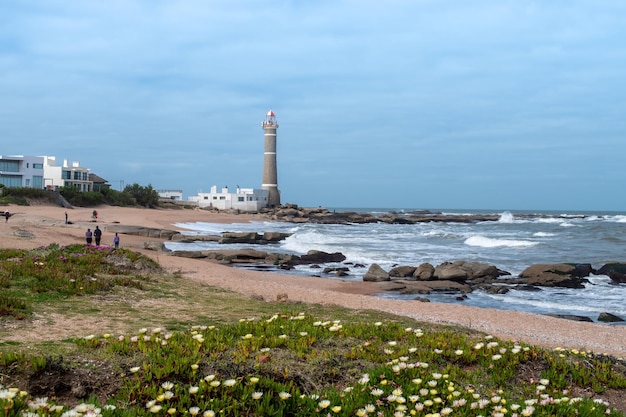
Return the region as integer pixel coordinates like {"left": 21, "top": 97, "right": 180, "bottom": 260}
{"left": 261, "top": 204, "right": 596, "bottom": 225}
{"left": 377, "top": 279, "right": 471, "bottom": 295}
{"left": 219, "top": 231, "right": 292, "bottom": 244}
{"left": 597, "top": 263, "right": 626, "bottom": 284}
{"left": 518, "top": 264, "right": 590, "bottom": 288}
{"left": 107, "top": 225, "right": 180, "bottom": 240}
{"left": 432, "top": 261, "right": 508, "bottom": 282}
{"left": 363, "top": 263, "right": 390, "bottom": 282}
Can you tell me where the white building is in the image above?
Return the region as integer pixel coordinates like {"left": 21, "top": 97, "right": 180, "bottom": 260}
{"left": 43, "top": 156, "right": 93, "bottom": 192}
{"left": 188, "top": 186, "right": 269, "bottom": 211}
{"left": 0, "top": 155, "right": 45, "bottom": 188}
{"left": 158, "top": 189, "right": 183, "bottom": 200}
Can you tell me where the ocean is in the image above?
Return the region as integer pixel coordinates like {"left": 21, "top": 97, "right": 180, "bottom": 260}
{"left": 165, "top": 208, "right": 626, "bottom": 323}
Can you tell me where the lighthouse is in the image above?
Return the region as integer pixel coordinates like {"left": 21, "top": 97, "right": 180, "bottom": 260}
{"left": 262, "top": 110, "right": 280, "bottom": 207}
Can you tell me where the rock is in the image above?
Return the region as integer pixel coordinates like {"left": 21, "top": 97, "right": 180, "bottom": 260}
{"left": 434, "top": 262, "right": 469, "bottom": 282}
{"left": 598, "top": 312, "right": 624, "bottom": 323}
{"left": 107, "top": 225, "right": 180, "bottom": 240}
{"left": 413, "top": 263, "right": 435, "bottom": 280}
{"left": 518, "top": 264, "right": 590, "bottom": 288}
{"left": 170, "top": 234, "right": 220, "bottom": 243}
{"left": 299, "top": 250, "right": 346, "bottom": 264}
{"left": 219, "top": 232, "right": 261, "bottom": 244}
{"left": 399, "top": 280, "right": 471, "bottom": 295}
{"left": 389, "top": 265, "right": 417, "bottom": 278}
{"left": 483, "top": 286, "right": 510, "bottom": 295}
{"left": 376, "top": 281, "right": 407, "bottom": 291}
{"left": 262, "top": 232, "right": 292, "bottom": 242}
{"left": 144, "top": 241, "right": 166, "bottom": 251}
{"left": 545, "top": 314, "right": 594, "bottom": 322}
{"left": 363, "top": 263, "right": 390, "bottom": 282}
{"left": 597, "top": 262, "right": 626, "bottom": 284}
{"left": 413, "top": 296, "right": 431, "bottom": 302}
{"left": 168, "top": 250, "right": 206, "bottom": 258}
{"left": 323, "top": 267, "right": 350, "bottom": 274}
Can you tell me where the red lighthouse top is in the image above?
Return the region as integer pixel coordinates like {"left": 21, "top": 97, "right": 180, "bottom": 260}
{"left": 263, "top": 109, "right": 278, "bottom": 127}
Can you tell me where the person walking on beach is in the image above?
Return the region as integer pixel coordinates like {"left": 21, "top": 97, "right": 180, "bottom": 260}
{"left": 93, "top": 226, "right": 102, "bottom": 246}
{"left": 92, "top": 210, "right": 98, "bottom": 220}
{"left": 65, "top": 212, "right": 68, "bottom": 224}
{"left": 113, "top": 233, "right": 120, "bottom": 249}
{"left": 85, "top": 228, "right": 93, "bottom": 245}
{"left": 4, "top": 211, "right": 9, "bottom": 223}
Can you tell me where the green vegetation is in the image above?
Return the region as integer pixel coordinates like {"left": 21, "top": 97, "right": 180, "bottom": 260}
{"left": 60, "top": 183, "right": 159, "bottom": 208}
{"left": 0, "top": 246, "right": 625, "bottom": 416}
{"left": 0, "top": 244, "right": 159, "bottom": 319}
{"left": 0, "top": 187, "right": 55, "bottom": 206}
{"left": 0, "top": 183, "right": 160, "bottom": 208}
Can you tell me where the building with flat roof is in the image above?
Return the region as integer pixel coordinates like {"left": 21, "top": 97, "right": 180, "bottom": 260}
{"left": 188, "top": 186, "right": 268, "bottom": 211}
{"left": 0, "top": 155, "right": 45, "bottom": 188}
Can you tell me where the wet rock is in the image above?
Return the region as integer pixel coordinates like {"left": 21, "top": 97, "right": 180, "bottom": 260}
{"left": 545, "top": 314, "right": 593, "bottom": 322}
{"left": 597, "top": 262, "right": 626, "bottom": 284}
{"left": 598, "top": 312, "right": 625, "bottom": 323}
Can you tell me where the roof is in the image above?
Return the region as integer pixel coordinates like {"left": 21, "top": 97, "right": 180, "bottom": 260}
{"left": 266, "top": 110, "right": 275, "bottom": 117}
{"left": 89, "top": 173, "right": 109, "bottom": 184}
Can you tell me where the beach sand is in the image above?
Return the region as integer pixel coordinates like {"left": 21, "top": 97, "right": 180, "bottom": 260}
{"left": 1, "top": 204, "right": 625, "bottom": 358}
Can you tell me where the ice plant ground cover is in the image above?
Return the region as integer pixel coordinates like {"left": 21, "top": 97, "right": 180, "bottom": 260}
{"left": 0, "top": 245, "right": 626, "bottom": 416}
{"left": 0, "top": 243, "right": 159, "bottom": 318}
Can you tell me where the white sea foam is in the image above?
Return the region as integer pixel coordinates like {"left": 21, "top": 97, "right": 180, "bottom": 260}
{"left": 533, "top": 232, "right": 555, "bottom": 237}
{"left": 464, "top": 235, "right": 537, "bottom": 248}
{"left": 498, "top": 211, "right": 514, "bottom": 223}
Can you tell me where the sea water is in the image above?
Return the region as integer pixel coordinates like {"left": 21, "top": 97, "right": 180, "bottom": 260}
{"left": 165, "top": 209, "right": 626, "bottom": 322}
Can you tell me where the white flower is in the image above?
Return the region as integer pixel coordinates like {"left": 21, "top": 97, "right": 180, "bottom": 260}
{"left": 318, "top": 400, "right": 331, "bottom": 408}
{"left": 278, "top": 391, "right": 291, "bottom": 400}
{"left": 252, "top": 392, "right": 263, "bottom": 400}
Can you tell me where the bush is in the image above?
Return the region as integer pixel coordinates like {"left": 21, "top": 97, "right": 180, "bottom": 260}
{"left": 59, "top": 187, "right": 104, "bottom": 207}
{"left": 100, "top": 188, "right": 137, "bottom": 207}
{"left": 123, "top": 183, "right": 160, "bottom": 208}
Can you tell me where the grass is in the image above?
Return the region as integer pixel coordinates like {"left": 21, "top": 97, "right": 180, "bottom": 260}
{"left": 1, "top": 244, "right": 625, "bottom": 416}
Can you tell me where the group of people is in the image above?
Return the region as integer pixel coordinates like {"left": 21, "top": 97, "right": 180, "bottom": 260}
{"left": 85, "top": 226, "right": 120, "bottom": 249}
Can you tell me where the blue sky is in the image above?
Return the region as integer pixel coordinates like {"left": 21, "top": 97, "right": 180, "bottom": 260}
{"left": 1, "top": 1, "right": 625, "bottom": 211}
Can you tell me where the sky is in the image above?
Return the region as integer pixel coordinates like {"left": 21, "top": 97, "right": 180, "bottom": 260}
{"left": 1, "top": 1, "right": 625, "bottom": 211}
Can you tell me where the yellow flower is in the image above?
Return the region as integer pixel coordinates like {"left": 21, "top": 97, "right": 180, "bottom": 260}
{"left": 331, "top": 406, "right": 342, "bottom": 413}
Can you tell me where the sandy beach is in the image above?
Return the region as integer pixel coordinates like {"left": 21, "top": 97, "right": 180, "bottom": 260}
{"left": 2, "top": 204, "right": 625, "bottom": 358}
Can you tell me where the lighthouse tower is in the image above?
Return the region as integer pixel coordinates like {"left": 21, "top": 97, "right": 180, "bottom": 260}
{"left": 262, "top": 110, "right": 280, "bottom": 207}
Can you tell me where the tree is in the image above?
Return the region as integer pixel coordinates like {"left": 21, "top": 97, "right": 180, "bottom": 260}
{"left": 123, "top": 183, "right": 159, "bottom": 208}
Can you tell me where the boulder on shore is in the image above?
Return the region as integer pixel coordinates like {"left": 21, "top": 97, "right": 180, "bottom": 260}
{"left": 363, "top": 263, "right": 390, "bottom": 282}
{"left": 598, "top": 312, "right": 624, "bottom": 323}
{"left": 518, "top": 264, "right": 590, "bottom": 288}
